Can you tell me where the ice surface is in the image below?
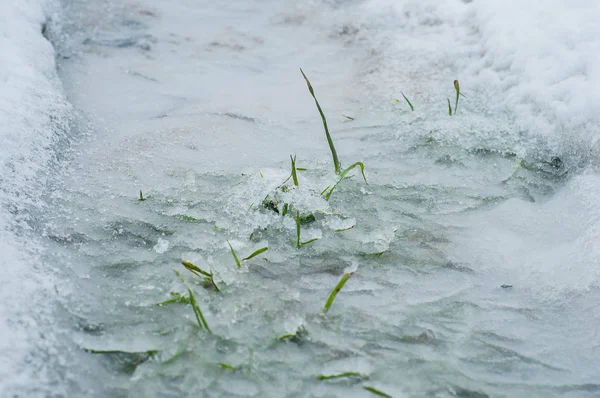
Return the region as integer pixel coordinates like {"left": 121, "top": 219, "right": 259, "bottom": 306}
{"left": 3, "top": 0, "right": 600, "bottom": 396}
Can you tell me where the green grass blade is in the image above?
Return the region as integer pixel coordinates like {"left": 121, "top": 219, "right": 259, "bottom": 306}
{"left": 139, "top": 190, "right": 145, "bottom": 201}
{"left": 301, "top": 237, "right": 319, "bottom": 246}
{"left": 363, "top": 386, "right": 393, "bottom": 397}
{"left": 300, "top": 68, "right": 341, "bottom": 174}
{"left": 447, "top": 98, "right": 453, "bottom": 116}
{"left": 323, "top": 162, "right": 367, "bottom": 200}
{"left": 290, "top": 154, "right": 299, "bottom": 187}
{"left": 454, "top": 80, "right": 460, "bottom": 115}
{"left": 401, "top": 92, "right": 414, "bottom": 111}
{"left": 323, "top": 272, "right": 353, "bottom": 313}
{"left": 296, "top": 210, "right": 301, "bottom": 248}
{"left": 335, "top": 224, "right": 355, "bottom": 232}
{"left": 182, "top": 260, "right": 211, "bottom": 277}
{"left": 282, "top": 203, "right": 289, "bottom": 216}
{"left": 242, "top": 247, "right": 268, "bottom": 261}
{"left": 155, "top": 292, "right": 191, "bottom": 306}
{"left": 174, "top": 270, "right": 211, "bottom": 332}
{"left": 227, "top": 241, "right": 242, "bottom": 268}
{"left": 316, "top": 372, "right": 368, "bottom": 381}
{"left": 342, "top": 114, "right": 355, "bottom": 121}
{"left": 219, "top": 363, "right": 237, "bottom": 371}
{"left": 189, "top": 288, "right": 211, "bottom": 332}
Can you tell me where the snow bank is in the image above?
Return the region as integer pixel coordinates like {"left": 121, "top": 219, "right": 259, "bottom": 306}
{"left": 363, "top": 0, "right": 600, "bottom": 153}
{"left": 360, "top": 0, "right": 600, "bottom": 295}
{"left": 0, "top": 0, "right": 70, "bottom": 395}
{"left": 464, "top": 0, "right": 600, "bottom": 151}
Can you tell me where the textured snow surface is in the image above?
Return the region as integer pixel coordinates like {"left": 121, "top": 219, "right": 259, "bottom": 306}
{"left": 0, "top": 0, "right": 70, "bottom": 396}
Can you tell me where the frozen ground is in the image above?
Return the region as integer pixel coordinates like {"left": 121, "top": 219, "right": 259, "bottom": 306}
{"left": 1, "top": 0, "right": 600, "bottom": 397}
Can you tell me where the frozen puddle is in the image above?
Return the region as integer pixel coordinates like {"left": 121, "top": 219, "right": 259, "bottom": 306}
{"left": 3, "top": 0, "right": 598, "bottom": 396}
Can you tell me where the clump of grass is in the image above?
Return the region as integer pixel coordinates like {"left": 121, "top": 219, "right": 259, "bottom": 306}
{"left": 317, "top": 372, "right": 369, "bottom": 381}
{"left": 228, "top": 241, "right": 268, "bottom": 268}
{"left": 279, "top": 325, "right": 309, "bottom": 343}
{"left": 296, "top": 210, "right": 319, "bottom": 248}
{"left": 174, "top": 269, "right": 211, "bottom": 332}
{"left": 363, "top": 385, "right": 393, "bottom": 397}
{"left": 395, "top": 92, "right": 414, "bottom": 111}
{"left": 139, "top": 190, "right": 145, "bottom": 201}
{"left": 182, "top": 260, "right": 220, "bottom": 292}
{"left": 322, "top": 161, "right": 367, "bottom": 200}
{"left": 323, "top": 272, "right": 353, "bottom": 313}
{"left": 300, "top": 68, "right": 341, "bottom": 174}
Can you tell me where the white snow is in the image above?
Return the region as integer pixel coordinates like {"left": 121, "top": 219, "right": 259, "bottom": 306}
{"left": 364, "top": 0, "right": 600, "bottom": 152}
{"left": 463, "top": 0, "right": 600, "bottom": 151}
{"left": 0, "top": 0, "right": 70, "bottom": 395}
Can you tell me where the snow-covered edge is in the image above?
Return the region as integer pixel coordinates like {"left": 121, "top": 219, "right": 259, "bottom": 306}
{"left": 0, "top": 0, "right": 71, "bottom": 395}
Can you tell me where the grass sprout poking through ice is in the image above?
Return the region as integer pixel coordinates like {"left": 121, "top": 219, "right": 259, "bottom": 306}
{"left": 317, "top": 372, "right": 369, "bottom": 381}
{"left": 228, "top": 241, "right": 242, "bottom": 268}
{"left": 296, "top": 210, "right": 319, "bottom": 248}
{"left": 181, "top": 260, "right": 220, "bottom": 292}
{"left": 448, "top": 80, "right": 463, "bottom": 116}
{"left": 363, "top": 385, "right": 393, "bottom": 397}
{"left": 242, "top": 247, "right": 269, "bottom": 261}
{"left": 453, "top": 79, "right": 460, "bottom": 115}
{"left": 174, "top": 269, "right": 211, "bottom": 333}
{"left": 228, "top": 241, "right": 268, "bottom": 268}
{"left": 139, "top": 190, "right": 145, "bottom": 201}
{"left": 300, "top": 68, "right": 341, "bottom": 174}
{"left": 279, "top": 325, "right": 309, "bottom": 343}
{"left": 290, "top": 154, "right": 299, "bottom": 187}
{"left": 156, "top": 292, "right": 192, "bottom": 306}
{"left": 395, "top": 92, "right": 414, "bottom": 111}
{"left": 322, "top": 162, "right": 367, "bottom": 200}
{"left": 323, "top": 272, "right": 353, "bottom": 313}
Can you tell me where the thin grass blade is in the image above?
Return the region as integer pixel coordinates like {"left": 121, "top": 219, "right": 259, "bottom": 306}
{"left": 301, "top": 237, "right": 319, "bottom": 246}
{"left": 447, "top": 98, "right": 453, "bottom": 116}
{"left": 401, "top": 92, "right": 414, "bottom": 111}
{"left": 295, "top": 210, "right": 301, "bottom": 248}
{"left": 290, "top": 154, "right": 299, "bottom": 186}
{"left": 300, "top": 68, "right": 341, "bottom": 174}
{"left": 227, "top": 241, "right": 242, "bottom": 268}
{"left": 323, "top": 272, "right": 353, "bottom": 313}
{"left": 173, "top": 270, "right": 212, "bottom": 332}
{"left": 453, "top": 79, "right": 460, "bottom": 114}
{"left": 242, "top": 247, "right": 268, "bottom": 261}
{"left": 323, "top": 162, "right": 367, "bottom": 200}
{"left": 182, "top": 260, "right": 212, "bottom": 277}
{"left": 316, "top": 372, "right": 368, "bottom": 381}
{"left": 363, "top": 386, "right": 393, "bottom": 397}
